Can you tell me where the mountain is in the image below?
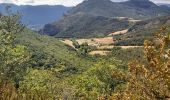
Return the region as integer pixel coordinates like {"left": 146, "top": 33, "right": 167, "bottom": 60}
{"left": 0, "top": 3, "right": 71, "bottom": 30}
{"left": 41, "top": 0, "right": 170, "bottom": 38}
{"left": 68, "top": 0, "right": 170, "bottom": 19}
{"left": 40, "top": 12, "right": 131, "bottom": 38}
{"left": 113, "top": 16, "right": 170, "bottom": 46}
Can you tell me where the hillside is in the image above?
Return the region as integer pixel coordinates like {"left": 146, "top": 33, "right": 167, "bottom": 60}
{"left": 16, "top": 30, "right": 92, "bottom": 74}
{"left": 0, "top": 3, "right": 71, "bottom": 30}
{"left": 1, "top": 1, "right": 170, "bottom": 99}
{"left": 113, "top": 16, "right": 170, "bottom": 46}
{"left": 41, "top": 0, "right": 170, "bottom": 38}
{"left": 40, "top": 12, "right": 131, "bottom": 38}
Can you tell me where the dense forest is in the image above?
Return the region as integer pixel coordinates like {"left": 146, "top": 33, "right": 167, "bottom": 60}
{"left": 0, "top": 7, "right": 169, "bottom": 100}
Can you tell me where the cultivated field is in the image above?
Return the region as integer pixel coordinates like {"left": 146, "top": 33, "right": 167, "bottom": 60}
{"left": 60, "top": 29, "right": 142, "bottom": 56}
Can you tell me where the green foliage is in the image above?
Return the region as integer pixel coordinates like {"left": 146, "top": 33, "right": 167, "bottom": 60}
{"left": 19, "top": 69, "right": 81, "bottom": 99}
{"left": 0, "top": 6, "right": 30, "bottom": 100}
{"left": 17, "top": 30, "right": 93, "bottom": 75}
{"left": 70, "top": 74, "right": 105, "bottom": 99}
{"left": 1, "top": 5, "right": 169, "bottom": 100}
{"left": 69, "top": 58, "right": 124, "bottom": 99}
{"left": 19, "top": 69, "right": 57, "bottom": 99}
{"left": 72, "top": 39, "right": 80, "bottom": 49}
{"left": 0, "top": 7, "right": 30, "bottom": 85}
{"left": 77, "top": 42, "right": 90, "bottom": 56}
{"left": 111, "top": 47, "right": 145, "bottom": 65}
{"left": 114, "top": 37, "right": 147, "bottom": 46}
{"left": 0, "top": 44, "right": 30, "bottom": 84}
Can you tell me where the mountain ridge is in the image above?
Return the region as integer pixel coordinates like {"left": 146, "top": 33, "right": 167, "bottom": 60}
{"left": 40, "top": 12, "right": 131, "bottom": 38}
{"left": 41, "top": 0, "right": 170, "bottom": 38}
{"left": 68, "top": 0, "right": 170, "bottom": 19}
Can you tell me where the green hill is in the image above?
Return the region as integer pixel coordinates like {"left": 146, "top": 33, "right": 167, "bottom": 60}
{"left": 16, "top": 30, "right": 92, "bottom": 75}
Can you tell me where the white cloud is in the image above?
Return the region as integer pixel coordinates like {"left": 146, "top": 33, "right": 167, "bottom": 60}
{"left": 0, "top": 0, "right": 169, "bottom": 7}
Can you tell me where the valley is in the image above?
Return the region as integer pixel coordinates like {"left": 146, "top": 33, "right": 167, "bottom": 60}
{"left": 0, "top": 0, "right": 169, "bottom": 99}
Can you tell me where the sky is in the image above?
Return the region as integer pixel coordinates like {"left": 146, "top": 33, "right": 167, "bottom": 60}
{"left": 0, "top": 0, "right": 170, "bottom": 7}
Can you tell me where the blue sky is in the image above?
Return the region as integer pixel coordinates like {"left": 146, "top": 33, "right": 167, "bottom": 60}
{"left": 0, "top": 0, "right": 170, "bottom": 6}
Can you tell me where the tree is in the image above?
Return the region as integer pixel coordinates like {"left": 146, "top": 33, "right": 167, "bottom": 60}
{"left": 111, "top": 27, "right": 170, "bottom": 100}
{"left": 77, "top": 42, "right": 90, "bottom": 56}
{"left": 70, "top": 58, "right": 123, "bottom": 99}
{"left": 0, "top": 6, "right": 29, "bottom": 85}
{"left": 19, "top": 69, "right": 57, "bottom": 99}
{"left": 0, "top": 6, "right": 30, "bottom": 99}
{"left": 19, "top": 69, "right": 78, "bottom": 99}
{"left": 72, "top": 39, "right": 80, "bottom": 49}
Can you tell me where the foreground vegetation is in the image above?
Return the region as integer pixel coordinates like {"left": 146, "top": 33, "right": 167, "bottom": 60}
{"left": 0, "top": 8, "right": 169, "bottom": 100}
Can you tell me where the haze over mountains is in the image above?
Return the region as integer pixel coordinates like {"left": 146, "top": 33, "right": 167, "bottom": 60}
{"left": 40, "top": 0, "right": 170, "bottom": 38}
{"left": 0, "top": 3, "right": 71, "bottom": 30}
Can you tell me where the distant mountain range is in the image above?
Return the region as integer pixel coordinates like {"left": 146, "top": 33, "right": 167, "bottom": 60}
{"left": 0, "top": 3, "right": 71, "bottom": 30}
{"left": 41, "top": 0, "right": 170, "bottom": 38}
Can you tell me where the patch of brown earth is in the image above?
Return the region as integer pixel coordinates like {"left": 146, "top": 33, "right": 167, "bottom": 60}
{"left": 61, "top": 39, "right": 74, "bottom": 48}
{"left": 76, "top": 37, "right": 114, "bottom": 46}
{"left": 108, "top": 29, "right": 128, "bottom": 36}
{"left": 89, "top": 50, "right": 111, "bottom": 56}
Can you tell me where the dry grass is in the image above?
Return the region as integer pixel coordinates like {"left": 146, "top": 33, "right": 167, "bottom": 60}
{"left": 108, "top": 29, "right": 128, "bottom": 36}
{"left": 76, "top": 37, "right": 114, "bottom": 46}
{"left": 61, "top": 37, "right": 114, "bottom": 48}
{"left": 97, "top": 45, "right": 114, "bottom": 49}
{"left": 61, "top": 39, "right": 74, "bottom": 48}
{"left": 89, "top": 50, "right": 111, "bottom": 56}
{"left": 120, "top": 46, "right": 142, "bottom": 49}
